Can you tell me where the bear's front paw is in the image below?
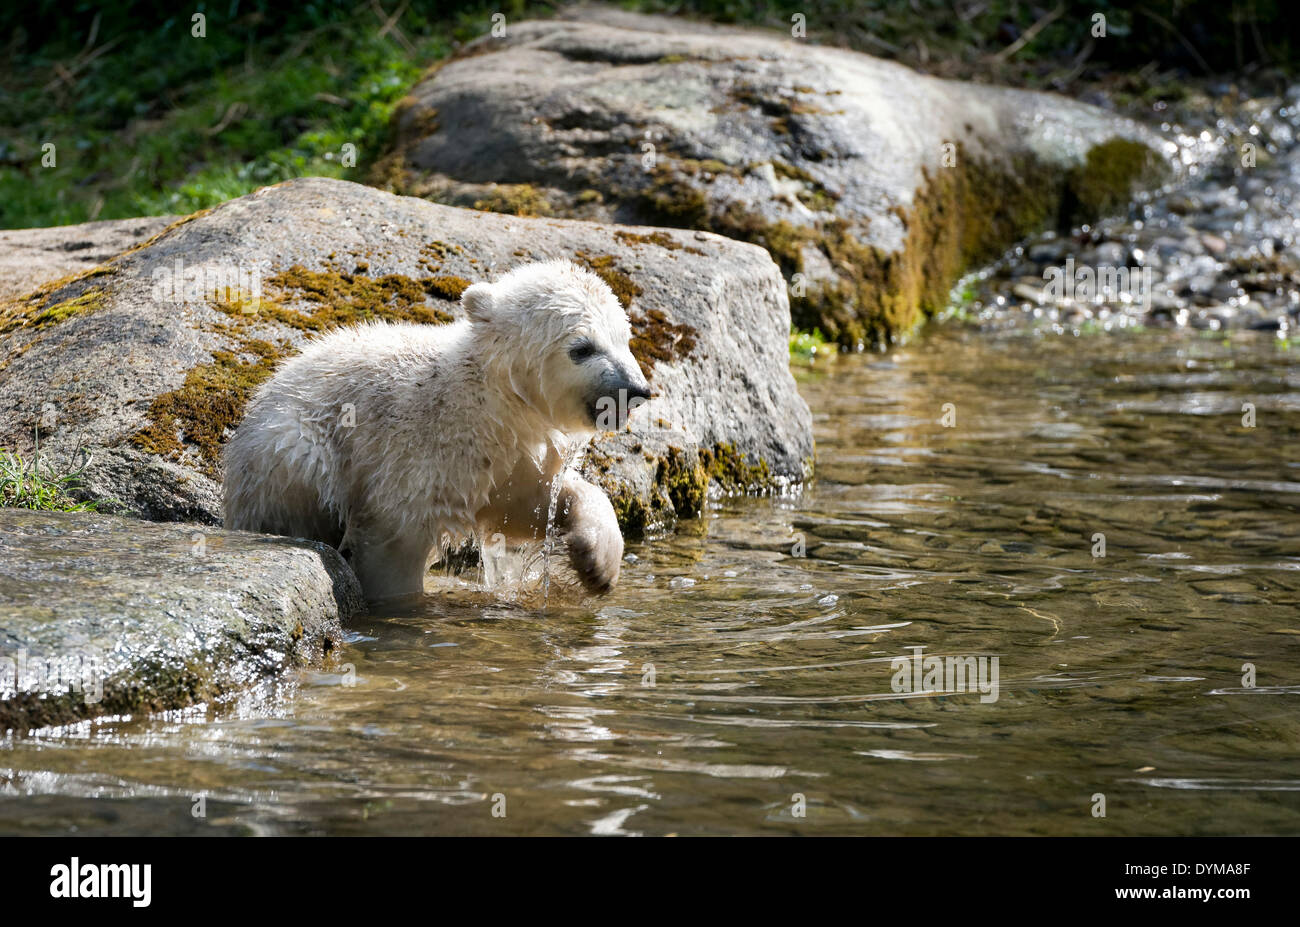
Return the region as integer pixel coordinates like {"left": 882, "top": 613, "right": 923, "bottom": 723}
{"left": 557, "top": 478, "right": 624, "bottom": 594}
{"left": 565, "top": 527, "right": 622, "bottom": 595}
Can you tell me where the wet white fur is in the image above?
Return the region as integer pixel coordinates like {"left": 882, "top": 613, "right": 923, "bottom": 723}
{"left": 223, "top": 260, "right": 648, "bottom": 601}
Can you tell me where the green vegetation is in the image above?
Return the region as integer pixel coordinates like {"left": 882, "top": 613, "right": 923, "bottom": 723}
{"left": 1, "top": 283, "right": 110, "bottom": 335}
{"left": 1066, "top": 138, "right": 1167, "bottom": 221}
{"left": 571, "top": 251, "right": 700, "bottom": 374}
{"left": 613, "top": 230, "right": 704, "bottom": 254}
{"left": 609, "top": 445, "right": 707, "bottom": 536}
{"left": 473, "top": 184, "right": 554, "bottom": 217}
{"left": 131, "top": 342, "right": 282, "bottom": 471}
{"left": 0, "top": 433, "right": 96, "bottom": 511}
{"left": 942, "top": 281, "right": 981, "bottom": 323}
{"left": 30, "top": 288, "right": 108, "bottom": 327}
{"left": 601, "top": 440, "right": 778, "bottom": 535}
{"left": 574, "top": 252, "right": 643, "bottom": 310}
{"left": 1, "top": 2, "right": 534, "bottom": 228}
{"left": 702, "top": 442, "right": 773, "bottom": 494}
{"left": 620, "top": 1, "right": 1299, "bottom": 79}
{"left": 4, "top": 1, "right": 1293, "bottom": 229}
{"left": 632, "top": 130, "right": 1167, "bottom": 349}
{"left": 789, "top": 327, "right": 833, "bottom": 363}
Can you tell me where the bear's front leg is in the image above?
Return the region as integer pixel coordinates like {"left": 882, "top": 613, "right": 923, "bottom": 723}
{"left": 554, "top": 475, "right": 624, "bottom": 595}
{"left": 478, "top": 461, "right": 624, "bottom": 594}
{"left": 347, "top": 527, "right": 433, "bottom": 603}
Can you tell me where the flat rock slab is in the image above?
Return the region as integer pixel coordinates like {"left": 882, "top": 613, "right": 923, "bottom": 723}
{"left": 0, "top": 509, "right": 362, "bottom": 732}
{"left": 0, "top": 217, "right": 177, "bottom": 302}
{"left": 379, "top": 7, "right": 1174, "bottom": 346}
{"left": 0, "top": 177, "right": 812, "bottom": 531}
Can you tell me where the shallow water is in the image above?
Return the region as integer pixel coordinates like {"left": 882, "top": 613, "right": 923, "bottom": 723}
{"left": 2, "top": 323, "right": 1298, "bottom": 836}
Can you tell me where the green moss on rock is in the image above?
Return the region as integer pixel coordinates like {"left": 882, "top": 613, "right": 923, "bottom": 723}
{"left": 33, "top": 288, "right": 107, "bottom": 327}
{"left": 629, "top": 307, "right": 698, "bottom": 375}
{"left": 572, "top": 250, "right": 698, "bottom": 376}
{"left": 662, "top": 446, "right": 708, "bottom": 519}
{"left": 260, "top": 266, "right": 462, "bottom": 327}
{"left": 1, "top": 281, "right": 112, "bottom": 335}
{"left": 626, "top": 138, "right": 1164, "bottom": 348}
{"left": 575, "top": 251, "right": 642, "bottom": 309}
{"left": 613, "top": 229, "right": 704, "bottom": 254}
{"left": 605, "top": 444, "right": 707, "bottom": 537}
{"left": 473, "top": 184, "right": 554, "bottom": 217}
{"left": 701, "top": 442, "right": 772, "bottom": 494}
{"left": 760, "top": 148, "right": 1065, "bottom": 346}
{"left": 771, "top": 160, "right": 839, "bottom": 212}
{"left": 131, "top": 340, "right": 283, "bottom": 473}
{"left": 638, "top": 166, "right": 712, "bottom": 229}
{"left": 604, "top": 441, "right": 795, "bottom": 535}
{"left": 1065, "top": 137, "right": 1167, "bottom": 224}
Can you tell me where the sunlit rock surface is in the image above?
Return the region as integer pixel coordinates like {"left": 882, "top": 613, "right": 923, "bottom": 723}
{"left": 0, "top": 509, "right": 361, "bottom": 732}
{"left": 0, "top": 217, "right": 175, "bottom": 302}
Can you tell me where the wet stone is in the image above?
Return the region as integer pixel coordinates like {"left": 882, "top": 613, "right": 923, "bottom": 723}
{"left": 0, "top": 509, "right": 363, "bottom": 733}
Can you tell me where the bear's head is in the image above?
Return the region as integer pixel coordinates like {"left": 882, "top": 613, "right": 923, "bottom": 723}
{"left": 460, "top": 260, "right": 652, "bottom": 433}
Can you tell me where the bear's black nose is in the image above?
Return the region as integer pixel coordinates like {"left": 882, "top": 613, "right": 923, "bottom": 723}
{"left": 625, "top": 382, "right": 652, "bottom": 403}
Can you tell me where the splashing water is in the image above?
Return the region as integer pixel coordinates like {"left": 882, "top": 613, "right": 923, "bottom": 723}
{"left": 477, "top": 532, "right": 525, "bottom": 592}
{"left": 469, "top": 438, "right": 587, "bottom": 605}
{"left": 466, "top": 542, "right": 549, "bottom": 604}
{"left": 540, "top": 438, "right": 585, "bottom": 607}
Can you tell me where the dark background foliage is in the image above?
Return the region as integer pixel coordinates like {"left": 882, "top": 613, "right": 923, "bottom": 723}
{"left": 2, "top": 1, "right": 1293, "bottom": 227}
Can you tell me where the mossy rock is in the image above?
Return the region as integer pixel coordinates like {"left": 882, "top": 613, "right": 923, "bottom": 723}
{"left": 597, "top": 439, "right": 799, "bottom": 537}
{"left": 473, "top": 184, "right": 554, "bottom": 218}
{"left": 380, "top": 9, "right": 1173, "bottom": 348}
{"left": 1064, "top": 137, "right": 1169, "bottom": 226}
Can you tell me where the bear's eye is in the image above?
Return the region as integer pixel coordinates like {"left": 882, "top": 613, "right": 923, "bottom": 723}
{"left": 568, "top": 339, "right": 597, "bottom": 364}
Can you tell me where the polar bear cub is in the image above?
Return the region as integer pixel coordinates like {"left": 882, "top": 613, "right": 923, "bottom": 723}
{"left": 223, "top": 259, "right": 651, "bottom": 602}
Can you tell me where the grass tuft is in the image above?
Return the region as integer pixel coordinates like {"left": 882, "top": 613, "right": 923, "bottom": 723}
{"left": 0, "top": 431, "right": 97, "bottom": 512}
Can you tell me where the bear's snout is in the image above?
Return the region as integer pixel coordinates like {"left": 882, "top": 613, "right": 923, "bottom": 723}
{"left": 608, "top": 365, "right": 652, "bottom": 407}
{"left": 596, "top": 361, "right": 650, "bottom": 400}
{"left": 587, "top": 363, "right": 653, "bottom": 430}
{"left": 616, "top": 358, "right": 652, "bottom": 398}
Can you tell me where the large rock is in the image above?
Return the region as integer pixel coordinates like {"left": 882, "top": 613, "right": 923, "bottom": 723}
{"left": 0, "top": 509, "right": 361, "bottom": 732}
{"left": 375, "top": 7, "right": 1176, "bottom": 347}
{"left": 0, "top": 216, "right": 176, "bottom": 302}
{"left": 0, "top": 177, "right": 812, "bottom": 532}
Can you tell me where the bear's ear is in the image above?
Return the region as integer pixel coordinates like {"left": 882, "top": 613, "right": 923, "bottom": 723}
{"left": 461, "top": 282, "right": 494, "bottom": 324}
